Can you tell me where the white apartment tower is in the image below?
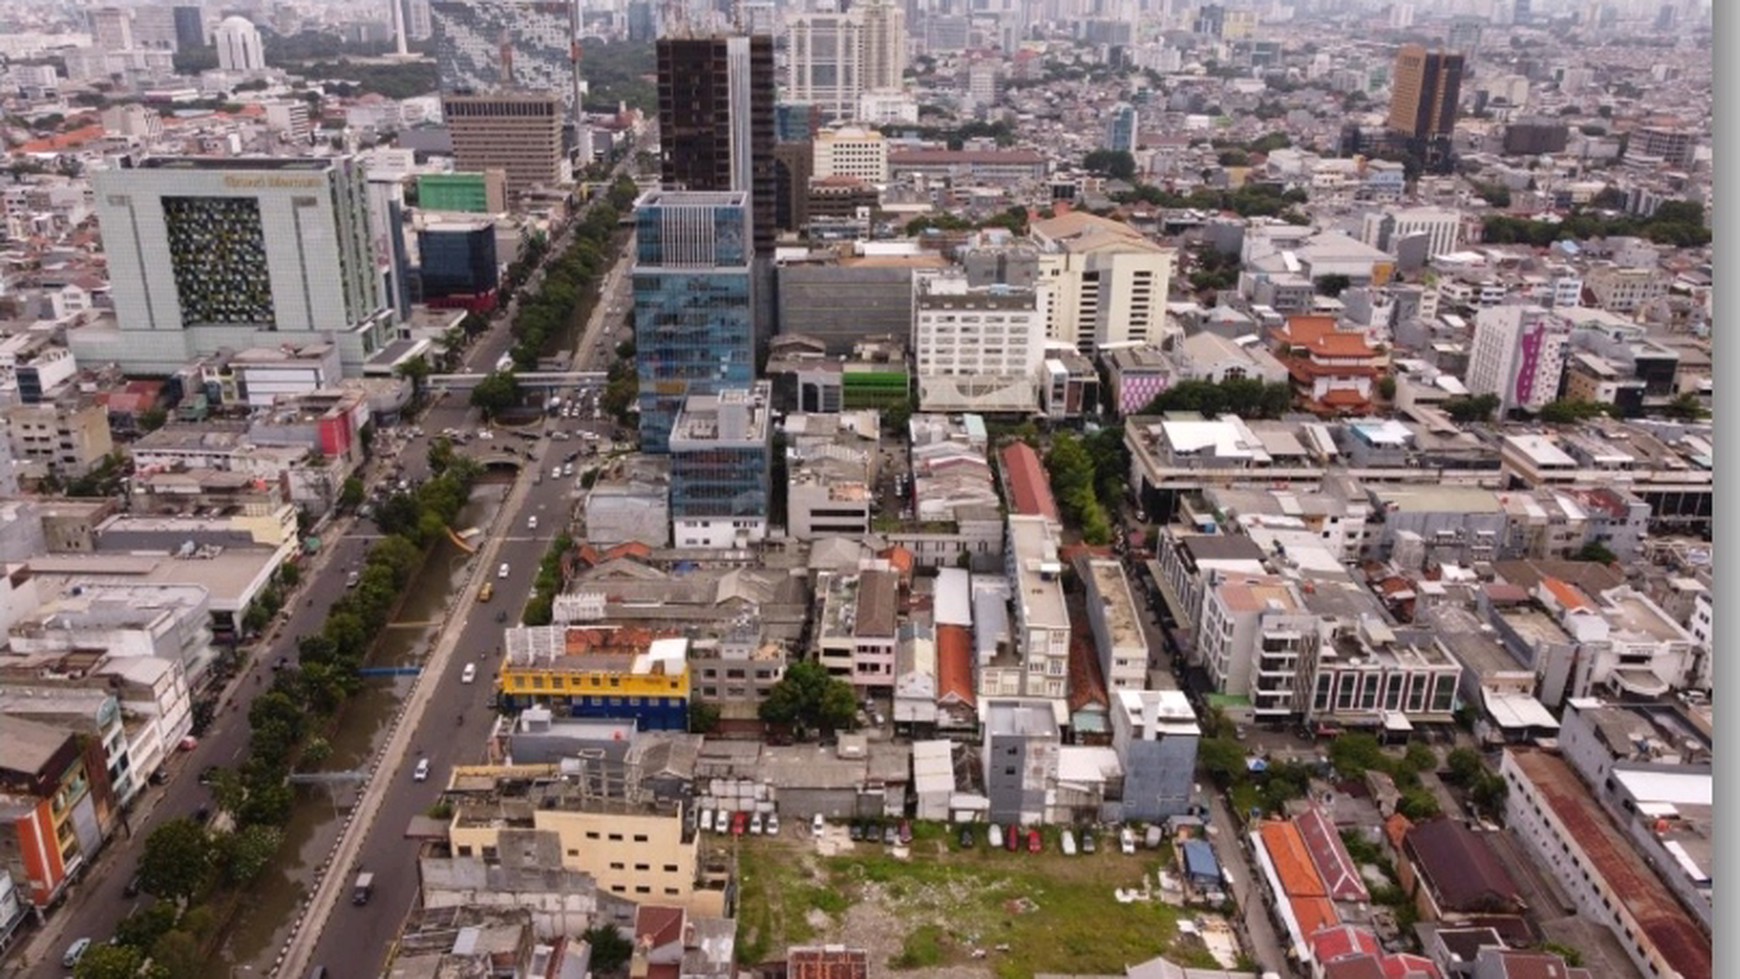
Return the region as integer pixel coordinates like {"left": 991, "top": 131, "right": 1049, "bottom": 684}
{"left": 1466, "top": 305, "right": 1571, "bottom": 415}
{"left": 786, "top": 0, "right": 906, "bottom": 123}
{"left": 214, "top": 16, "right": 265, "bottom": 71}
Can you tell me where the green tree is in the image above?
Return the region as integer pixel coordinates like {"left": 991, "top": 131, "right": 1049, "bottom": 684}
{"left": 1537, "top": 399, "right": 1610, "bottom": 424}
{"left": 73, "top": 944, "right": 149, "bottom": 979}
{"left": 1576, "top": 540, "right": 1618, "bottom": 564}
{"left": 1443, "top": 393, "right": 1502, "bottom": 423}
{"left": 469, "top": 369, "right": 522, "bottom": 419}
{"left": 149, "top": 930, "right": 206, "bottom": 979}
{"left": 395, "top": 354, "right": 433, "bottom": 397}
{"left": 219, "top": 824, "right": 285, "bottom": 885}
{"left": 112, "top": 902, "right": 180, "bottom": 950}
{"left": 758, "top": 660, "right": 857, "bottom": 735}
{"left": 139, "top": 818, "right": 213, "bottom": 903}
{"left": 1378, "top": 375, "right": 1398, "bottom": 401}
{"left": 1445, "top": 747, "right": 1484, "bottom": 786}
{"left": 1662, "top": 391, "right": 1709, "bottom": 420}
{"left": 601, "top": 374, "right": 639, "bottom": 423}
{"left": 688, "top": 700, "right": 722, "bottom": 734}
{"left": 584, "top": 924, "right": 636, "bottom": 975}
{"left": 1402, "top": 742, "right": 1437, "bottom": 775}
{"left": 1397, "top": 787, "right": 1442, "bottom": 820}
{"left": 1315, "top": 273, "right": 1352, "bottom": 297}
{"left": 139, "top": 407, "right": 169, "bottom": 432}
{"left": 1328, "top": 732, "right": 1387, "bottom": 779}
{"left": 1082, "top": 149, "right": 1137, "bottom": 180}
{"left": 339, "top": 476, "right": 366, "bottom": 510}
{"left": 428, "top": 437, "right": 457, "bottom": 476}
{"left": 1196, "top": 737, "right": 1248, "bottom": 788}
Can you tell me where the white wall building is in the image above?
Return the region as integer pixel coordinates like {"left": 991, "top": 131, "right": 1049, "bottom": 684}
{"left": 213, "top": 15, "right": 264, "bottom": 72}
{"left": 912, "top": 272, "right": 1047, "bottom": 412}
{"left": 784, "top": 0, "right": 904, "bottom": 123}
{"left": 1465, "top": 305, "right": 1570, "bottom": 415}
{"left": 1360, "top": 206, "right": 1462, "bottom": 260}
{"left": 1006, "top": 515, "right": 1070, "bottom": 701}
{"left": 86, "top": 157, "right": 390, "bottom": 376}
{"left": 1031, "top": 212, "right": 1175, "bottom": 354}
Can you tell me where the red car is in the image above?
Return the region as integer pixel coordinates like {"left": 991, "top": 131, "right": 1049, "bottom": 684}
{"left": 731, "top": 811, "right": 748, "bottom": 836}
{"left": 1006, "top": 825, "right": 1021, "bottom": 852}
{"left": 1027, "top": 829, "right": 1042, "bottom": 853}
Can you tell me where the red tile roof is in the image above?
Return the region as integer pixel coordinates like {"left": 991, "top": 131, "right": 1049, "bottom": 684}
{"left": 634, "top": 905, "right": 685, "bottom": 948}
{"left": 1066, "top": 627, "right": 1108, "bottom": 715}
{"left": 1312, "top": 924, "right": 1381, "bottom": 962}
{"left": 1403, "top": 818, "right": 1525, "bottom": 915}
{"left": 999, "top": 442, "right": 1061, "bottom": 524}
{"left": 787, "top": 946, "right": 870, "bottom": 979}
{"left": 1509, "top": 749, "right": 1711, "bottom": 979}
{"left": 21, "top": 124, "right": 104, "bottom": 153}
{"left": 1261, "top": 820, "right": 1330, "bottom": 898}
{"left": 1297, "top": 806, "right": 1370, "bottom": 902}
{"left": 1290, "top": 896, "right": 1340, "bottom": 942}
{"left": 935, "top": 624, "right": 975, "bottom": 708}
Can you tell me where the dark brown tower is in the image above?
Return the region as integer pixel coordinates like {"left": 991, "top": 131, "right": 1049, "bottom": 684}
{"left": 656, "top": 34, "right": 776, "bottom": 256}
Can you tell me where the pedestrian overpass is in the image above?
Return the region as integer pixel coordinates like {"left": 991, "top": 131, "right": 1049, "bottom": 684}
{"left": 428, "top": 371, "right": 609, "bottom": 393}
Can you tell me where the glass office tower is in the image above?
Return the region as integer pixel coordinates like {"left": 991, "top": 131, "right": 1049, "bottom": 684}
{"left": 632, "top": 190, "right": 755, "bottom": 453}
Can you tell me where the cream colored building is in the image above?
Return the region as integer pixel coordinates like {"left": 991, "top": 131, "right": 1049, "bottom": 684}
{"left": 812, "top": 127, "right": 890, "bottom": 183}
{"left": 1031, "top": 211, "right": 1175, "bottom": 354}
{"left": 448, "top": 771, "right": 721, "bottom": 916}
{"left": 3, "top": 402, "right": 114, "bottom": 479}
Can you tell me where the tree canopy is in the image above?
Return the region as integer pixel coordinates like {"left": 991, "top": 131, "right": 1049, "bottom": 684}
{"left": 138, "top": 818, "right": 215, "bottom": 904}
{"left": 469, "top": 370, "right": 522, "bottom": 418}
{"left": 1082, "top": 149, "right": 1137, "bottom": 181}
{"left": 1141, "top": 378, "right": 1294, "bottom": 419}
{"left": 759, "top": 660, "right": 857, "bottom": 735}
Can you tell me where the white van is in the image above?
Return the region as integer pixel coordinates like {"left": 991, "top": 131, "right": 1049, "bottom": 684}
{"left": 64, "top": 938, "right": 92, "bottom": 968}
{"left": 461, "top": 663, "right": 477, "bottom": 684}
{"left": 413, "top": 757, "right": 431, "bottom": 782}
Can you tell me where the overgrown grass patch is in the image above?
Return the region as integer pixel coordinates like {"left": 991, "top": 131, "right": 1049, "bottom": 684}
{"left": 824, "top": 837, "right": 1191, "bottom": 978}
{"left": 733, "top": 843, "right": 843, "bottom": 964}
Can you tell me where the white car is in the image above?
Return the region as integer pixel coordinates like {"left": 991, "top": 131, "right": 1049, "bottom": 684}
{"left": 551, "top": 467, "right": 562, "bottom": 480}
{"left": 562, "top": 463, "right": 574, "bottom": 478}
{"left": 461, "top": 663, "right": 477, "bottom": 684}
{"left": 527, "top": 516, "right": 538, "bottom": 530}
{"left": 811, "top": 813, "right": 826, "bottom": 836}
{"left": 714, "top": 809, "right": 731, "bottom": 833}
{"left": 749, "top": 812, "right": 764, "bottom": 835}
{"left": 413, "top": 757, "right": 431, "bottom": 782}
{"left": 766, "top": 812, "right": 780, "bottom": 835}
{"left": 498, "top": 563, "right": 510, "bottom": 579}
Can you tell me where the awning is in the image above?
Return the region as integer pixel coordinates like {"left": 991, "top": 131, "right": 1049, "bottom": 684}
{"left": 1381, "top": 711, "right": 1414, "bottom": 732}
{"left": 1613, "top": 668, "right": 1671, "bottom": 698}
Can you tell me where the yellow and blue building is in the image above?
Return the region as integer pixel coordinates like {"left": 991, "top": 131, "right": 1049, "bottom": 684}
{"left": 498, "top": 627, "right": 690, "bottom": 730}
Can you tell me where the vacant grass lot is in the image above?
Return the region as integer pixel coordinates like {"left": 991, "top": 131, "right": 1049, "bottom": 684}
{"left": 730, "top": 823, "right": 1218, "bottom": 979}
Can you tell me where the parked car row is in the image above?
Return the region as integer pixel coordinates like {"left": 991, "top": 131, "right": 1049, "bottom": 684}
{"left": 844, "top": 819, "right": 913, "bottom": 846}
{"left": 700, "top": 808, "right": 780, "bottom": 837}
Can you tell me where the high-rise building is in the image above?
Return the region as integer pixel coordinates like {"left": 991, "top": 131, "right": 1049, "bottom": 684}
{"left": 668, "top": 382, "right": 773, "bottom": 548}
{"left": 402, "top": 0, "right": 433, "bottom": 41}
{"left": 132, "top": 6, "right": 182, "bottom": 50}
{"left": 91, "top": 7, "right": 134, "bottom": 53}
{"left": 657, "top": 35, "right": 776, "bottom": 257}
{"left": 442, "top": 92, "right": 567, "bottom": 200}
{"left": 784, "top": 0, "right": 904, "bottom": 119}
{"left": 1387, "top": 45, "right": 1464, "bottom": 140}
{"left": 85, "top": 157, "right": 390, "bottom": 376}
{"left": 430, "top": 0, "right": 581, "bottom": 120}
{"left": 213, "top": 16, "right": 265, "bottom": 71}
{"left": 1031, "top": 211, "right": 1174, "bottom": 354}
{"left": 775, "top": 103, "right": 821, "bottom": 143}
{"left": 632, "top": 190, "right": 755, "bottom": 453}
{"left": 1104, "top": 102, "right": 1139, "bottom": 153}
{"left": 1466, "top": 305, "right": 1570, "bottom": 415}
{"left": 172, "top": 6, "right": 205, "bottom": 50}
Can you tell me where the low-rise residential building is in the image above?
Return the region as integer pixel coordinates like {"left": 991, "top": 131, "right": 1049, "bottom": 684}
{"left": 1080, "top": 558, "right": 1147, "bottom": 693}
{"left": 1500, "top": 748, "right": 1710, "bottom": 979}
{"left": 1555, "top": 697, "right": 1711, "bottom": 931}
{"left": 0, "top": 715, "right": 118, "bottom": 908}
{"left": 584, "top": 456, "right": 672, "bottom": 549}
{"left": 1006, "top": 515, "right": 1070, "bottom": 701}
{"left": 1396, "top": 817, "right": 1527, "bottom": 923}
{"left": 3, "top": 401, "right": 114, "bottom": 480}
{"left": 1109, "top": 689, "right": 1198, "bottom": 822}
{"left": 982, "top": 698, "right": 1060, "bottom": 827}
{"left": 447, "top": 772, "right": 720, "bottom": 916}
{"left": 1367, "top": 485, "right": 1507, "bottom": 565}
{"left": 787, "top": 447, "right": 872, "bottom": 541}
{"left": 813, "top": 569, "right": 899, "bottom": 691}
{"left": 1197, "top": 574, "right": 1321, "bottom": 721}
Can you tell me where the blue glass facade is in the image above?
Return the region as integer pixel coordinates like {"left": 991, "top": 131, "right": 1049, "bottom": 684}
{"left": 670, "top": 443, "right": 769, "bottom": 522}
{"left": 418, "top": 224, "right": 500, "bottom": 300}
{"left": 632, "top": 192, "right": 755, "bottom": 453}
